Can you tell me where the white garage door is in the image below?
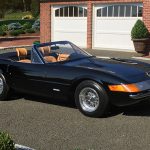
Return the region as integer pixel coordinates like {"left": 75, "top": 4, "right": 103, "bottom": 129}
{"left": 52, "top": 5, "right": 87, "bottom": 47}
{"left": 93, "top": 3, "right": 143, "bottom": 51}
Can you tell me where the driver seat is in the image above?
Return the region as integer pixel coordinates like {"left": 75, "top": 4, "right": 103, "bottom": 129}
{"left": 16, "top": 48, "right": 31, "bottom": 63}
{"left": 39, "top": 46, "right": 57, "bottom": 62}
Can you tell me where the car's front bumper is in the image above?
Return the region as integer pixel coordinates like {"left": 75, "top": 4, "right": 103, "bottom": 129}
{"left": 129, "top": 91, "right": 150, "bottom": 100}
{"left": 110, "top": 90, "right": 150, "bottom": 107}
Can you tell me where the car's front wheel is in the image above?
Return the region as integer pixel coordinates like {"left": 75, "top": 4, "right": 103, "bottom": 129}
{"left": 75, "top": 80, "right": 109, "bottom": 117}
{"left": 0, "top": 74, "right": 10, "bottom": 101}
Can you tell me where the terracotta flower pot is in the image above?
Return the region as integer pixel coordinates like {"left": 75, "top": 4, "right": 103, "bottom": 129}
{"left": 132, "top": 38, "right": 149, "bottom": 54}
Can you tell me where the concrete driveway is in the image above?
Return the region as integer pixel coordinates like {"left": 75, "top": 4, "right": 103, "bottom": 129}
{"left": 0, "top": 48, "right": 150, "bottom": 150}
{"left": 1, "top": 95, "right": 150, "bottom": 150}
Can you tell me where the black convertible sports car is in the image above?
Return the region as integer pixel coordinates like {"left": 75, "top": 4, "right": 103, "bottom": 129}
{"left": 0, "top": 41, "right": 150, "bottom": 117}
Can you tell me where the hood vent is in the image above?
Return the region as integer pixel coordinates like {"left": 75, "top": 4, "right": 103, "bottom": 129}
{"left": 110, "top": 58, "right": 138, "bottom": 65}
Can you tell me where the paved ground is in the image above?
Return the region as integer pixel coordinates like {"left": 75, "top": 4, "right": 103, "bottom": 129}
{"left": 1, "top": 96, "right": 150, "bottom": 150}
{"left": 0, "top": 49, "right": 150, "bottom": 150}
{"left": 86, "top": 49, "right": 141, "bottom": 58}
{"left": 87, "top": 49, "right": 150, "bottom": 64}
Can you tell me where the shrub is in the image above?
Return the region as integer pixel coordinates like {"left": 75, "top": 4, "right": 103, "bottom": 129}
{"left": 22, "top": 15, "right": 33, "bottom": 20}
{"left": 0, "top": 132, "right": 15, "bottom": 150}
{"left": 131, "top": 20, "right": 149, "bottom": 39}
{"left": 1, "top": 25, "right": 8, "bottom": 31}
{"left": 0, "top": 26, "right": 6, "bottom": 35}
{"left": 26, "top": 28, "right": 35, "bottom": 33}
{"left": 0, "top": 20, "right": 35, "bottom": 26}
{"left": 22, "top": 22, "right": 32, "bottom": 30}
{"left": 32, "top": 19, "right": 40, "bottom": 31}
{"left": 8, "top": 22, "right": 22, "bottom": 31}
{"left": 9, "top": 30, "right": 20, "bottom": 36}
{"left": 0, "top": 30, "right": 6, "bottom": 36}
{"left": 17, "top": 29, "right": 25, "bottom": 34}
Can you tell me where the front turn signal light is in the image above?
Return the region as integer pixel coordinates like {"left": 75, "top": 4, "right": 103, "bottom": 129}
{"left": 108, "top": 84, "right": 140, "bottom": 93}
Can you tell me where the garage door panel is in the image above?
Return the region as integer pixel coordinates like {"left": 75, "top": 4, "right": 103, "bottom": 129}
{"left": 52, "top": 5, "right": 87, "bottom": 47}
{"left": 93, "top": 3, "right": 143, "bottom": 51}
{"left": 96, "top": 19, "right": 138, "bottom": 31}
{"left": 94, "top": 33, "right": 134, "bottom": 49}
{"left": 54, "top": 32, "right": 87, "bottom": 46}
{"left": 54, "top": 19, "right": 87, "bottom": 31}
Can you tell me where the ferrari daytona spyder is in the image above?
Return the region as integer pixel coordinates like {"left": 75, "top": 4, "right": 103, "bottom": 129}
{"left": 0, "top": 41, "right": 150, "bottom": 117}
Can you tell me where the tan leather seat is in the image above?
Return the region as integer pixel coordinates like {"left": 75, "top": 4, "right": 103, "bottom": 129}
{"left": 39, "top": 46, "right": 51, "bottom": 56}
{"left": 39, "top": 46, "right": 57, "bottom": 63}
{"left": 16, "top": 48, "right": 31, "bottom": 63}
{"left": 44, "top": 56, "right": 57, "bottom": 63}
{"left": 57, "top": 54, "right": 70, "bottom": 62}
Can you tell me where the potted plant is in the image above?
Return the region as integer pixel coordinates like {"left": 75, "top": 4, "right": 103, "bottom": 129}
{"left": 131, "top": 19, "right": 150, "bottom": 54}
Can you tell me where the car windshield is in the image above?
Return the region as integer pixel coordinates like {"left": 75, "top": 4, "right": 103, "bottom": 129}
{"left": 35, "top": 41, "right": 91, "bottom": 63}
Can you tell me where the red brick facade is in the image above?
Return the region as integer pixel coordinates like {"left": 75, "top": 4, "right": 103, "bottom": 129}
{"left": 40, "top": 0, "right": 150, "bottom": 49}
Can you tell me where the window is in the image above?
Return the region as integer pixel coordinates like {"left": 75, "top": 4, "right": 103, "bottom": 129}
{"left": 126, "top": 5, "right": 131, "bottom": 17}
{"left": 97, "top": 4, "right": 143, "bottom": 17}
{"left": 108, "top": 6, "right": 113, "bottom": 17}
{"left": 114, "top": 5, "right": 119, "bottom": 17}
{"left": 132, "top": 6, "right": 137, "bottom": 17}
{"left": 138, "top": 6, "right": 143, "bottom": 17}
{"left": 55, "top": 6, "right": 87, "bottom": 17}
{"left": 102, "top": 7, "right": 107, "bottom": 17}
{"left": 120, "top": 5, "right": 125, "bottom": 17}
{"left": 69, "top": 6, "right": 73, "bottom": 17}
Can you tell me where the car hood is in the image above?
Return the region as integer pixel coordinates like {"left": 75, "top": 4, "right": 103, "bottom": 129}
{"left": 70, "top": 57, "right": 150, "bottom": 82}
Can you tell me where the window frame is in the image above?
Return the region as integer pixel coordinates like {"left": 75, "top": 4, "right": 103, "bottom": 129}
{"left": 55, "top": 6, "right": 87, "bottom": 18}
{"left": 96, "top": 4, "right": 143, "bottom": 18}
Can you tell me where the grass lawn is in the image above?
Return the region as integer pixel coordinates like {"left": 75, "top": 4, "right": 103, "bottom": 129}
{"left": 4, "top": 11, "right": 32, "bottom": 20}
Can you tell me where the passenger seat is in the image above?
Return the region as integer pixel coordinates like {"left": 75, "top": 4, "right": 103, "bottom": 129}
{"left": 16, "top": 48, "right": 31, "bottom": 63}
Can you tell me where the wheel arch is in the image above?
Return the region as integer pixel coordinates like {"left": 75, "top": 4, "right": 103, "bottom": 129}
{"left": 70, "top": 76, "right": 106, "bottom": 97}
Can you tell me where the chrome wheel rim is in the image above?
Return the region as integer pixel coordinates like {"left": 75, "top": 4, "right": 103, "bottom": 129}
{"left": 0, "top": 78, "right": 4, "bottom": 95}
{"left": 79, "top": 87, "right": 100, "bottom": 112}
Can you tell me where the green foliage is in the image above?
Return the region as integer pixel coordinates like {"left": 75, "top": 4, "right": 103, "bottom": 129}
{"left": 32, "top": 19, "right": 40, "bottom": 31}
{"left": 0, "top": 27, "right": 7, "bottom": 36}
{"left": 31, "top": 0, "right": 40, "bottom": 18}
{"left": 26, "top": 28, "right": 35, "bottom": 33}
{"left": 4, "top": 11, "right": 32, "bottom": 20}
{"left": 1, "top": 25, "right": 8, "bottom": 32}
{"left": 22, "top": 22, "right": 32, "bottom": 30}
{"left": 0, "top": 1, "right": 7, "bottom": 19}
{"left": 33, "top": 41, "right": 40, "bottom": 44}
{"left": 17, "top": 29, "right": 26, "bottom": 34}
{"left": 0, "top": 20, "right": 35, "bottom": 26}
{"left": 0, "top": 30, "right": 7, "bottom": 36}
{"left": 0, "top": 132, "right": 15, "bottom": 150}
{"left": 8, "top": 22, "right": 22, "bottom": 31}
{"left": 131, "top": 20, "right": 150, "bottom": 39}
{"left": 9, "top": 30, "right": 20, "bottom": 36}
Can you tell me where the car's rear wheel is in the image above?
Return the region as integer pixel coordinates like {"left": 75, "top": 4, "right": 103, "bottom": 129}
{"left": 75, "top": 80, "right": 109, "bottom": 117}
{"left": 0, "top": 74, "right": 10, "bottom": 101}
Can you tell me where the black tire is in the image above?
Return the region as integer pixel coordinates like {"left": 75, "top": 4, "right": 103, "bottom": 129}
{"left": 75, "top": 80, "right": 109, "bottom": 117}
{"left": 0, "top": 74, "right": 10, "bottom": 101}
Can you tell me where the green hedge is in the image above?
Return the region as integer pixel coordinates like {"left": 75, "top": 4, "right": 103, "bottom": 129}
{"left": 0, "top": 19, "right": 35, "bottom": 26}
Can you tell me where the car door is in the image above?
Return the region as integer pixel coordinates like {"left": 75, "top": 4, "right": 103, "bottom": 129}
{"left": 9, "top": 61, "right": 49, "bottom": 97}
{"left": 43, "top": 63, "right": 75, "bottom": 99}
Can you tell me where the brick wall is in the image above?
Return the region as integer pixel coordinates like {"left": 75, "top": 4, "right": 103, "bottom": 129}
{"left": 40, "top": 3, "right": 51, "bottom": 43}
{"left": 143, "top": 0, "right": 150, "bottom": 31}
{"left": 40, "top": 0, "right": 150, "bottom": 48}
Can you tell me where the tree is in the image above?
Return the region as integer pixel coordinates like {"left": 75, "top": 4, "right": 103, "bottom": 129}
{"left": 0, "top": 1, "right": 8, "bottom": 18}
{"left": 31, "top": 0, "right": 40, "bottom": 18}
